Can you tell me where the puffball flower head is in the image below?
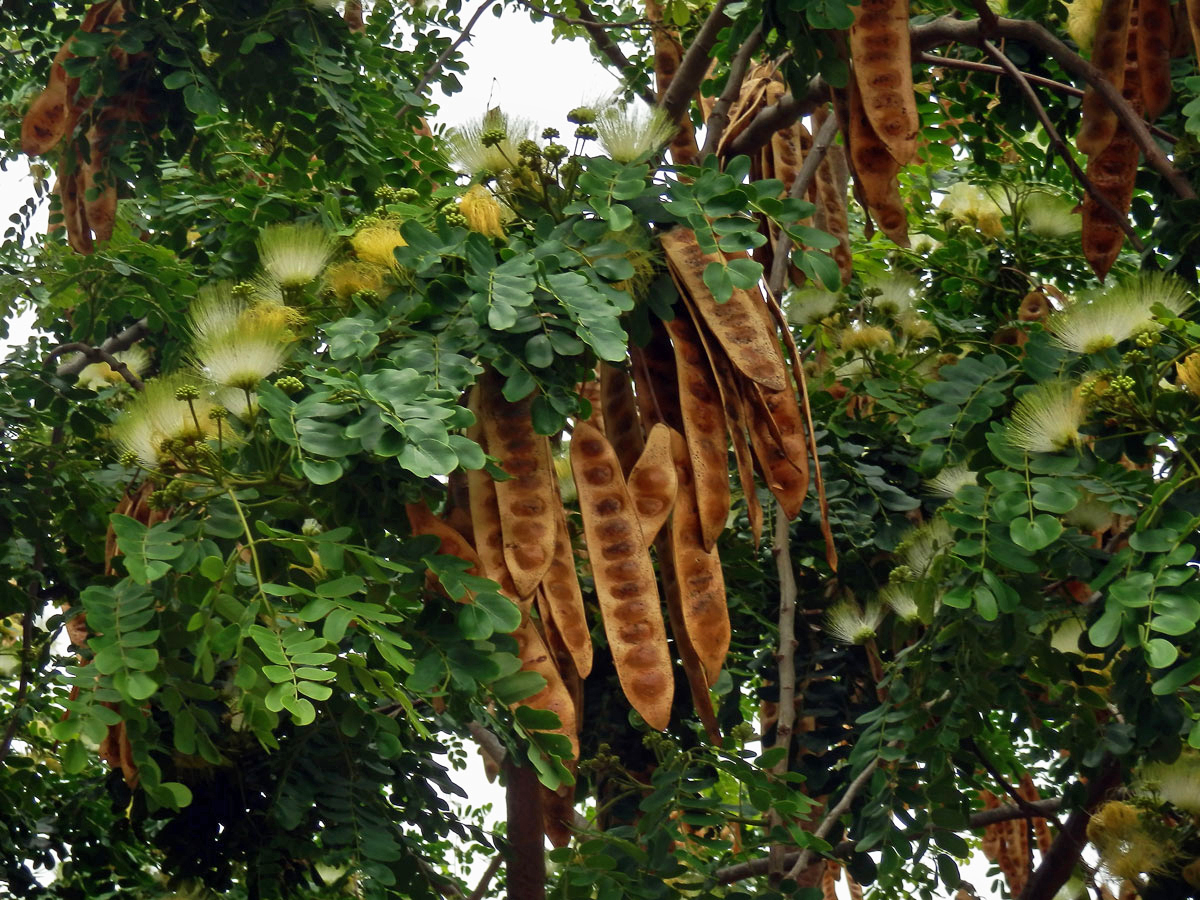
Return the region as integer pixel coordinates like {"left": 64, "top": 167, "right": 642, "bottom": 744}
{"left": 188, "top": 282, "right": 243, "bottom": 344}
{"left": 925, "top": 463, "right": 978, "bottom": 498}
{"left": 446, "top": 109, "right": 532, "bottom": 177}
{"left": 1178, "top": 353, "right": 1200, "bottom": 395}
{"left": 192, "top": 316, "right": 294, "bottom": 392}
{"left": 898, "top": 518, "right": 953, "bottom": 578}
{"left": 1125, "top": 270, "right": 1193, "bottom": 320}
{"left": 112, "top": 373, "right": 217, "bottom": 468}
{"left": 940, "top": 182, "right": 1005, "bottom": 237}
{"left": 880, "top": 584, "right": 921, "bottom": 623}
{"left": 324, "top": 260, "right": 385, "bottom": 301}
{"left": 1022, "top": 191, "right": 1081, "bottom": 238}
{"left": 1141, "top": 753, "right": 1200, "bottom": 815}
{"left": 595, "top": 104, "right": 678, "bottom": 164}
{"left": 351, "top": 223, "right": 406, "bottom": 269}
{"left": 1007, "top": 381, "right": 1086, "bottom": 453}
{"left": 459, "top": 185, "right": 505, "bottom": 239}
{"left": 825, "top": 600, "right": 886, "bottom": 645}
{"left": 1064, "top": 0, "right": 1104, "bottom": 52}
{"left": 1049, "top": 273, "right": 1192, "bottom": 353}
{"left": 77, "top": 345, "right": 151, "bottom": 391}
{"left": 839, "top": 324, "right": 894, "bottom": 354}
{"left": 257, "top": 223, "right": 335, "bottom": 289}
{"left": 863, "top": 270, "right": 920, "bottom": 316}
{"left": 1087, "top": 801, "right": 1175, "bottom": 882}
{"left": 788, "top": 287, "right": 840, "bottom": 325}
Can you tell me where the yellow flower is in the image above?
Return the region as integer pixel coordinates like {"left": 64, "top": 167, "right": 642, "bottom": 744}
{"left": 1179, "top": 354, "right": 1200, "bottom": 394}
{"left": 324, "top": 260, "right": 385, "bottom": 300}
{"left": 77, "top": 346, "right": 151, "bottom": 391}
{"left": 839, "top": 324, "right": 894, "bottom": 354}
{"left": 352, "top": 223, "right": 406, "bottom": 269}
{"left": 459, "top": 185, "right": 505, "bottom": 239}
{"left": 1087, "top": 801, "right": 1175, "bottom": 882}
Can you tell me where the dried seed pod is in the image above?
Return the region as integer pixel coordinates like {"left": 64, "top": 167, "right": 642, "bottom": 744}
{"left": 662, "top": 308, "right": 731, "bottom": 552}
{"left": 658, "top": 537, "right": 720, "bottom": 742}
{"left": 537, "top": 593, "right": 583, "bottom": 846}
{"left": 444, "top": 467, "right": 474, "bottom": 545}
{"left": 21, "top": 85, "right": 69, "bottom": 156}
{"left": 744, "top": 380, "right": 809, "bottom": 520}
{"left": 813, "top": 105, "right": 854, "bottom": 286}
{"left": 716, "top": 63, "right": 776, "bottom": 160}
{"left": 58, "top": 163, "right": 94, "bottom": 255}
{"left": 465, "top": 400, "right": 523, "bottom": 603}
{"left": 570, "top": 421, "right": 673, "bottom": 730}
{"left": 821, "top": 862, "right": 839, "bottom": 900}
{"left": 1018, "top": 290, "right": 1052, "bottom": 322}
{"left": 83, "top": 125, "right": 116, "bottom": 245}
{"left": 630, "top": 320, "right": 684, "bottom": 432}
{"left": 600, "top": 362, "right": 644, "bottom": 475}
{"left": 849, "top": 0, "right": 919, "bottom": 165}
{"left": 665, "top": 427, "right": 730, "bottom": 687}
{"left": 626, "top": 422, "right": 678, "bottom": 547}
{"left": 1139, "top": 0, "right": 1172, "bottom": 118}
{"left": 540, "top": 507, "right": 593, "bottom": 678}
{"left": 661, "top": 227, "right": 789, "bottom": 391}
{"left": 846, "top": 73, "right": 909, "bottom": 246}
{"left": 646, "top": 0, "right": 699, "bottom": 166}
{"left": 1187, "top": 0, "right": 1200, "bottom": 62}
{"left": 846, "top": 872, "right": 865, "bottom": 900}
{"left": 405, "top": 500, "right": 483, "bottom": 576}
{"left": 512, "top": 614, "right": 580, "bottom": 760}
{"left": 579, "top": 374, "right": 605, "bottom": 434}
{"left": 1077, "top": 0, "right": 1133, "bottom": 156}
{"left": 480, "top": 375, "right": 557, "bottom": 599}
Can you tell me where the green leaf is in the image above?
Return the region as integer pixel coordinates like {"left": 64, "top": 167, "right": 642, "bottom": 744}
{"left": 1146, "top": 638, "right": 1179, "bottom": 669}
{"left": 1009, "top": 515, "right": 1063, "bottom": 551}
{"left": 1152, "top": 656, "right": 1200, "bottom": 695}
{"left": 110, "top": 515, "right": 184, "bottom": 584}
{"left": 458, "top": 604, "right": 494, "bottom": 640}
{"left": 302, "top": 458, "right": 344, "bottom": 484}
{"left": 973, "top": 585, "right": 998, "bottom": 621}
{"left": 1089, "top": 605, "right": 1123, "bottom": 648}
{"left": 702, "top": 261, "right": 733, "bottom": 303}
{"left": 492, "top": 670, "right": 547, "bottom": 704}
{"left": 475, "top": 591, "right": 522, "bottom": 633}
{"left": 317, "top": 576, "right": 365, "bottom": 598}
{"left": 199, "top": 555, "right": 225, "bottom": 581}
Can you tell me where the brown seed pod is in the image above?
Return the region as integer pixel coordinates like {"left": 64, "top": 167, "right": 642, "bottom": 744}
{"left": 600, "top": 362, "right": 645, "bottom": 476}
{"left": 630, "top": 319, "right": 684, "bottom": 433}
{"left": 570, "top": 421, "right": 673, "bottom": 730}
{"left": 539, "top": 506, "right": 593, "bottom": 678}
{"left": 82, "top": 127, "right": 116, "bottom": 245}
{"left": 21, "top": 85, "right": 69, "bottom": 157}
{"left": 716, "top": 63, "right": 776, "bottom": 161}
{"left": 846, "top": 73, "right": 909, "bottom": 247}
{"left": 405, "top": 500, "right": 482, "bottom": 577}
{"left": 812, "top": 105, "right": 854, "bottom": 286}
{"left": 665, "top": 427, "right": 730, "bottom": 687}
{"left": 512, "top": 614, "right": 580, "bottom": 761}
{"left": 479, "top": 375, "right": 557, "bottom": 599}
{"left": 658, "top": 535, "right": 720, "bottom": 742}
{"left": 662, "top": 307, "right": 732, "bottom": 552}
{"left": 1017, "top": 290, "right": 1052, "bottom": 322}
{"left": 626, "top": 422, "right": 679, "bottom": 547}
{"left": 1139, "top": 0, "right": 1172, "bottom": 118}
{"left": 578, "top": 374, "right": 605, "bottom": 434}
{"left": 743, "top": 378, "right": 809, "bottom": 520}
{"left": 465, "top": 399, "right": 524, "bottom": 604}
{"left": 849, "top": 0, "right": 920, "bottom": 165}
{"left": 821, "top": 862, "right": 839, "bottom": 900}
{"left": 645, "top": 0, "right": 698, "bottom": 167}
{"left": 1077, "top": 0, "right": 1133, "bottom": 157}
{"left": 444, "top": 467, "right": 474, "bottom": 545}
{"left": 1187, "top": 0, "right": 1200, "bottom": 63}
{"left": 661, "top": 227, "right": 789, "bottom": 391}
{"left": 58, "top": 163, "right": 94, "bottom": 255}
{"left": 537, "top": 592, "right": 583, "bottom": 847}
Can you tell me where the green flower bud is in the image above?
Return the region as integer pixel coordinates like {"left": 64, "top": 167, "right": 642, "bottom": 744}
{"left": 174, "top": 384, "right": 201, "bottom": 402}
{"left": 542, "top": 143, "right": 569, "bottom": 163}
{"left": 480, "top": 128, "right": 507, "bottom": 148}
{"left": 889, "top": 565, "right": 915, "bottom": 584}
{"left": 567, "top": 107, "right": 596, "bottom": 125}
{"left": 208, "top": 406, "right": 230, "bottom": 421}
{"left": 516, "top": 139, "right": 541, "bottom": 159}
{"left": 395, "top": 187, "right": 420, "bottom": 202}
{"left": 442, "top": 210, "right": 469, "bottom": 227}
{"left": 118, "top": 450, "right": 140, "bottom": 468}
{"left": 275, "top": 375, "right": 304, "bottom": 396}
{"left": 574, "top": 124, "right": 598, "bottom": 140}
{"left": 541, "top": 127, "right": 560, "bottom": 140}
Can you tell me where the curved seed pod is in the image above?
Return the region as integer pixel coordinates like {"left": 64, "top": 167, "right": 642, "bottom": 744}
{"left": 480, "top": 375, "right": 557, "bottom": 599}
{"left": 600, "top": 362, "right": 644, "bottom": 475}
{"left": 405, "top": 500, "right": 482, "bottom": 575}
{"left": 83, "top": 125, "right": 116, "bottom": 245}
{"left": 813, "top": 105, "right": 854, "bottom": 286}
{"left": 1138, "top": 0, "right": 1171, "bottom": 118}
{"left": 846, "top": 73, "right": 909, "bottom": 246}
{"left": 646, "top": 0, "right": 698, "bottom": 167}
{"left": 665, "top": 427, "right": 730, "bottom": 687}
{"left": 1083, "top": 6, "right": 1142, "bottom": 279}
{"left": 59, "top": 163, "right": 94, "bottom": 255}
{"left": 716, "top": 63, "right": 776, "bottom": 161}
{"left": 657, "top": 533, "right": 720, "bottom": 742}
{"left": 661, "top": 227, "right": 789, "bottom": 391}
{"left": 578, "top": 374, "right": 605, "bottom": 434}
{"left": 465, "top": 400, "right": 523, "bottom": 604}
{"left": 1018, "top": 290, "right": 1052, "bottom": 322}
{"left": 537, "top": 588, "right": 583, "bottom": 846}
{"left": 630, "top": 317, "right": 684, "bottom": 433}
{"left": 21, "top": 86, "right": 68, "bottom": 156}
{"left": 570, "top": 421, "right": 673, "bottom": 730}
{"left": 662, "top": 308, "right": 731, "bottom": 552}
{"left": 1187, "top": 0, "right": 1200, "bottom": 62}
{"left": 1077, "top": 0, "right": 1133, "bottom": 157}
{"left": 626, "top": 422, "right": 679, "bottom": 547}
{"left": 444, "top": 467, "right": 474, "bottom": 545}
{"left": 512, "top": 614, "right": 580, "bottom": 761}
{"left": 849, "top": 0, "right": 919, "bottom": 165}
{"left": 540, "top": 507, "right": 593, "bottom": 678}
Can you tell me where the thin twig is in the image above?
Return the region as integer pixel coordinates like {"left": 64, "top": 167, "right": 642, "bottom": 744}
{"left": 397, "top": 0, "right": 500, "bottom": 119}
{"left": 783, "top": 758, "right": 880, "bottom": 881}
{"left": 766, "top": 500, "right": 799, "bottom": 881}
{"left": 660, "top": 0, "right": 732, "bottom": 123}
{"left": 714, "top": 796, "right": 1065, "bottom": 884}
{"left": 510, "top": 0, "right": 652, "bottom": 30}
{"left": 965, "top": 736, "right": 1061, "bottom": 826}
{"left": 980, "top": 40, "right": 1146, "bottom": 252}
{"left": 53, "top": 316, "right": 150, "bottom": 378}
{"left": 46, "top": 341, "right": 146, "bottom": 390}
{"left": 766, "top": 112, "right": 840, "bottom": 298}
{"left": 0, "top": 582, "right": 37, "bottom": 763}
{"left": 699, "top": 24, "right": 764, "bottom": 157}
{"left": 562, "top": 0, "right": 657, "bottom": 106}
{"left": 466, "top": 855, "right": 504, "bottom": 900}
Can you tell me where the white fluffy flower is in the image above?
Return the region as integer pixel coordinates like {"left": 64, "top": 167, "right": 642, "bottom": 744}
{"left": 925, "top": 463, "right": 978, "bottom": 498}
{"left": 1050, "top": 273, "right": 1193, "bottom": 353}
{"left": 825, "top": 600, "right": 887, "bottom": 645}
{"left": 446, "top": 109, "right": 532, "bottom": 176}
{"left": 880, "top": 585, "right": 921, "bottom": 623}
{"left": 899, "top": 518, "right": 953, "bottom": 578}
{"left": 1021, "top": 191, "right": 1080, "bottom": 238}
{"left": 1007, "top": 382, "right": 1086, "bottom": 453}
{"left": 1140, "top": 753, "right": 1200, "bottom": 814}
{"left": 788, "top": 288, "right": 841, "bottom": 325}
{"left": 863, "top": 270, "right": 921, "bottom": 316}
{"left": 257, "top": 223, "right": 335, "bottom": 289}
{"left": 111, "top": 373, "right": 217, "bottom": 468}
{"left": 192, "top": 320, "right": 292, "bottom": 391}
{"left": 595, "top": 104, "right": 678, "bottom": 163}
{"left": 188, "top": 282, "right": 242, "bottom": 344}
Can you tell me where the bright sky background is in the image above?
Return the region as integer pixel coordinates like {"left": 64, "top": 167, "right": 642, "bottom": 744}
{"left": 0, "top": 6, "right": 1042, "bottom": 897}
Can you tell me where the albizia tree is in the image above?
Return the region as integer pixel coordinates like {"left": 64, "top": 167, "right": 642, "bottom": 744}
{"left": 6, "top": 0, "right": 1200, "bottom": 898}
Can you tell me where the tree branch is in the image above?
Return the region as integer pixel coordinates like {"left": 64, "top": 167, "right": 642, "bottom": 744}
{"left": 766, "top": 111, "right": 839, "bottom": 298}
{"left": 466, "top": 855, "right": 504, "bottom": 900}
{"left": 660, "top": 0, "right": 732, "bottom": 123}
{"left": 397, "top": 0, "right": 500, "bottom": 119}
{"left": 52, "top": 317, "right": 150, "bottom": 378}
{"left": 47, "top": 340, "right": 146, "bottom": 390}
{"left": 560, "top": 0, "right": 657, "bottom": 106}
{"left": 510, "top": 0, "right": 651, "bottom": 30}
{"left": 726, "top": 15, "right": 1194, "bottom": 202}
{"left": 699, "top": 23, "right": 763, "bottom": 157}
{"left": 783, "top": 758, "right": 879, "bottom": 882}
{"left": 713, "top": 796, "right": 1065, "bottom": 884}
{"left": 979, "top": 40, "right": 1146, "bottom": 252}
{"left": 766, "top": 500, "right": 799, "bottom": 881}
{"left": 0, "top": 578, "right": 38, "bottom": 763}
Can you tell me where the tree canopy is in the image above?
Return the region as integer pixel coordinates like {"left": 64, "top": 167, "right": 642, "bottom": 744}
{"left": 6, "top": 0, "right": 1200, "bottom": 898}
